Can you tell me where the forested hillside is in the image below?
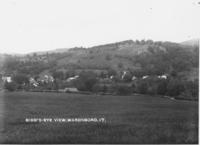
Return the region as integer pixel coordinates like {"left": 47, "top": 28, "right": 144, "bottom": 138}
{"left": 0, "top": 39, "right": 199, "bottom": 100}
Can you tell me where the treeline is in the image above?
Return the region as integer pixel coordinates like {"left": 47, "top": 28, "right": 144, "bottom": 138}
{"left": 3, "top": 70, "right": 198, "bottom": 100}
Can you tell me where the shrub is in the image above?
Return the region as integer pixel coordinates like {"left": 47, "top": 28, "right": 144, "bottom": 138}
{"left": 74, "top": 71, "right": 98, "bottom": 92}
{"left": 116, "top": 85, "right": 132, "bottom": 95}
{"left": 12, "top": 73, "right": 29, "bottom": 85}
{"left": 179, "top": 80, "right": 199, "bottom": 100}
{"left": 136, "top": 80, "right": 148, "bottom": 94}
{"left": 147, "top": 85, "right": 157, "bottom": 95}
{"left": 73, "top": 80, "right": 87, "bottom": 91}
{"left": 166, "top": 79, "right": 185, "bottom": 96}
{"left": 123, "top": 72, "right": 132, "bottom": 82}
{"left": 92, "top": 84, "right": 101, "bottom": 93}
{"left": 4, "top": 82, "right": 17, "bottom": 91}
{"left": 157, "top": 79, "right": 168, "bottom": 95}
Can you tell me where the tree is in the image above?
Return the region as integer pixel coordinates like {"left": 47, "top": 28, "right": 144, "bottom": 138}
{"left": 13, "top": 73, "right": 29, "bottom": 85}
{"left": 157, "top": 79, "right": 168, "bottom": 95}
{"left": 123, "top": 72, "right": 132, "bottom": 82}
{"left": 105, "top": 54, "right": 112, "bottom": 61}
{"left": 136, "top": 80, "right": 148, "bottom": 94}
{"left": 115, "top": 84, "right": 132, "bottom": 95}
{"left": 4, "top": 82, "right": 17, "bottom": 91}
{"left": 180, "top": 80, "right": 199, "bottom": 100}
{"left": 166, "top": 79, "right": 185, "bottom": 96}
{"left": 74, "top": 71, "right": 98, "bottom": 91}
{"left": 107, "top": 68, "right": 117, "bottom": 76}
{"left": 118, "top": 62, "right": 123, "bottom": 69}
{"left": 52, "top": 71, "right": 64, "bottom": 80}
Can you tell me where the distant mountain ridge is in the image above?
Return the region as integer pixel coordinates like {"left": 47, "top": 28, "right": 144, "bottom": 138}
{"left": 2, "top": 39, "right": 197, "bottom": 56}
{"left": 181, "top": 38, "right": 199, "bottom": 47}
{"left": 31, "top": 38, "right": 198, "bottom": 55}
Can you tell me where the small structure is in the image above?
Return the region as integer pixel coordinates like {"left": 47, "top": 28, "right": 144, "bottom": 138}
{"left": 110, "top": 75, "right": 114, "bottom": 79}
{"left": 59, "top": 87, "right": 79, "bottom": 93}
{"left": 2, "top": 76, "right": 12, "bottom": 83}
{"left": 158, "top": 74, "right": 167, "bottom": 79}
{"left": 29, "top": 77, "right": 39, "bottom": 87}
{"left": 142, "top": 75, "right": 149, "bottom": 79}
{"left": 66, "top": 75, "right": 79, "bottom": 82}
{"left": 121, "top": 71, "right": 127, "bottom": 80}
{"left": 132, "top": 76, "right": 137, "bottom": 81}
{"left": 64, "top": 87, "right": 79, "bottom": 92}
{"left": 44, "top": 75, "right": 54, "bottom": 82}
{"left": 38, "top": 74, "right": 54, "bottom": 83}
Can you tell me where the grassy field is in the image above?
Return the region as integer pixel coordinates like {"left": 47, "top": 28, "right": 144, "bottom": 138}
{"left": 0, "top": 91, "right": 198, "bottom": 143}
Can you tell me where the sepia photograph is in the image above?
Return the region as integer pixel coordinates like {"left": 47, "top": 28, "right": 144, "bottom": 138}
{"left": 0, "top": 0, "right": 199, "bottom": 144}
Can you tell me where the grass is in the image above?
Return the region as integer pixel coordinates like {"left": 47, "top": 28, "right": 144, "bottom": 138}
{"left": 0, "top": 91, "right": 198, "bottom": 143}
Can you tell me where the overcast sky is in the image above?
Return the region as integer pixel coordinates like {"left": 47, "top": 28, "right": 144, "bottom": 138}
{"left": 0, "top": 0, "right": 199, "bottom": 54}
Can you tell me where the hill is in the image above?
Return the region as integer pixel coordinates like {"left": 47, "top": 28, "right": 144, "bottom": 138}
{"left": 181, "top": 38, "right": 199, "bottom": 47}
{"left": 0, "top": 39, "right": 198, "bottom": 100}
{"left": 1, "top": 39, "right": 198, "bottom": 76}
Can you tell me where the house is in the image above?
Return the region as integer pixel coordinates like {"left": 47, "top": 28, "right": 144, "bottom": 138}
{"left": 38, "top": 74, "right": 54, "bottom": 83}
{"left": 158, "top": 74, "right": 168, "bottom": 79}
{"left": 110, "top": 75, "right": 114, "bottom": 79}
{"left": 64, "top": 87, "right": 79, "bottom": 92}
{"left": 142, "top": 75, "right": 149, "bottom": 79}
{"left": 132, "top": 76, "right": 137, "bottom": 81}
{"left": 59, "top": 87, "right": 79, "bottom": 93}
{"left": 66, "top": 75, "right": 79, "bottom": 82}
{"left": 29, "top": 77, "right": 39, "bottom": 87}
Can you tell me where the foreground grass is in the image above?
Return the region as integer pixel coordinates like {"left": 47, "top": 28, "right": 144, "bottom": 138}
{"left": 0, "top": 91, "right": 198, "bottom": 143}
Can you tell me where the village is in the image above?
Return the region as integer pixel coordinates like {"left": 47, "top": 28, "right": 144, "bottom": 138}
{"left": 0, "top": 70, "right": 168, "bottom": 95}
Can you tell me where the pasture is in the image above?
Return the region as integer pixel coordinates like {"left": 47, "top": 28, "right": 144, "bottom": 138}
{"left": 0, "top": 91, "right": 198, "bottom": 143}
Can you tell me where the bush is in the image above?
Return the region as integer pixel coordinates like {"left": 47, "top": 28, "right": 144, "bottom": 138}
{"left": 92, "top": 84, "right": 108, "bottom": 93}
{"left": 123, "top": 72, "right": 132, "bottom": 82}
{"left": 166, "top": 79, "right": 185, "bottom": 96}
{"left": 13, "top": 73, "right": 29, "bottom": 85}
{"left": 74, "top": 80, "right": 87, "bottom": 91}
{"left": 92, "top": 84, "right": 101, "bottom": 93}
{"left": 74, "top": 71, "right": 98, "bottom": 92}
{"left": 136, "top": 80, "right": 148, "bottom": 94}
{"left": 116, "top": 85, "right": 132, "bottom": 95}
{"left": 4, "top": 82, "right": 17, "bottom": 91}
{"left": 178, "top": 80, "right": 199, "bottom": 100}
{"left": 147, "top": 85, "right": 157, "bottom": 95}
{"left": 157, "top": 79, "right": 168, "bottom": 95}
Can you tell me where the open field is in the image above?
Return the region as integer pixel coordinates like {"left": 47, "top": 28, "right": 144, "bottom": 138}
{"left": 0, "top": 91, "right": 198, "bottom": 143}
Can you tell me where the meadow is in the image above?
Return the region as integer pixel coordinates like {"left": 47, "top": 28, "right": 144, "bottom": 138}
{"left": 0, "top": 91, "right": 198, "bottom": 143}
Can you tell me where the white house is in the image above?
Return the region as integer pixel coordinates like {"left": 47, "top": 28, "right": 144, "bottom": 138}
{"left": 142, "top": 75, "right": 149, "bottom": 79}
{"left": 64, "top": 87, "right": 79, "bottom": 92}
{"left": 158, "top": 74, "right": 168, "bottom": 79}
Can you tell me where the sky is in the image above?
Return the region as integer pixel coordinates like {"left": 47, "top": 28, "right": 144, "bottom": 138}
{"left": 0, "top": 0, "right": 199, "bottom": 54}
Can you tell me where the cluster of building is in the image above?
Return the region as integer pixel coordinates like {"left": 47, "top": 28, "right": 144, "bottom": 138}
{"left": 1, "top": 70, "right": 168, "bottom": 92}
